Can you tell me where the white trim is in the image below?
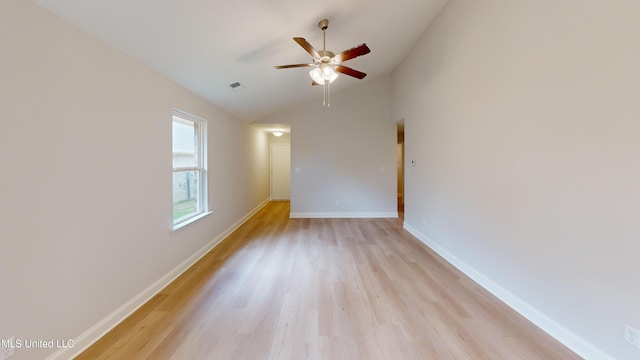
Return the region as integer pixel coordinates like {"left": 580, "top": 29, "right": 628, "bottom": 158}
{"left": 290, "top": 212, "right": 398, "bottom": 219}
{"left": 402, "top": 222, "right": 615, "bottom": 360}
{"left": 172, "top": 108, "right": 207, "bottom": 123}
{"left": 271, "top": 194, "right": 291, "bottom": 201}
{"left": 48, "top": 198, "right": 271, "bottom": 360}
{"left": 171, "top": 211, "right": 212, "bottom": 232}
{"left": 172, "top": 166, "right": 202, "bottom": 172}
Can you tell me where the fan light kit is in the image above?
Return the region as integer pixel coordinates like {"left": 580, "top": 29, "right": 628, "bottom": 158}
{"left": 275, "top": 19, "right": 370, "bottom": 106}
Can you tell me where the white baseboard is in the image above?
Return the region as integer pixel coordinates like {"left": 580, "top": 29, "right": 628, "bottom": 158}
{"left": 402, "top": 222, "right": 614, "bottom": 360}
{"left": 290, "top": 211, "right": 398, "bottom": 219}
{"left": 48, "top": 198, "right": 271, "bottom": 360}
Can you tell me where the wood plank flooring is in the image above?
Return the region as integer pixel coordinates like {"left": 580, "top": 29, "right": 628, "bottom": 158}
{"left": 76, "top": 201, "right": 581, "bottom": 359}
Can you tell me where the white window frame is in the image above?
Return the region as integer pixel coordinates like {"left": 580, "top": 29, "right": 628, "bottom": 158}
{"left": 172, "top": 109, "right": 210, "bottom": 230}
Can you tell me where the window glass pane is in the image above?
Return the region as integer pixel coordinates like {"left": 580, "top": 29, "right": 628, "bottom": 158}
{"left": 173, "top": 170, "right": 201, "bottom": 222}
{"left": 172, "top": 110, "right": 207, "bottom": 228}
{"left": 172, "top": 118, "right": 197, "bottom": 168}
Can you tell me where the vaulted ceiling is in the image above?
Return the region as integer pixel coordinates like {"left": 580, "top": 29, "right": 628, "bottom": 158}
{"left": 34, "top": 0, "right": 448, "bottom": 121}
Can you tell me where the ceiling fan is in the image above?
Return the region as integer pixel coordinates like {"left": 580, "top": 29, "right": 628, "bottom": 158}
{"left": 274, "top": 19, "right": 371, "bottom": 106}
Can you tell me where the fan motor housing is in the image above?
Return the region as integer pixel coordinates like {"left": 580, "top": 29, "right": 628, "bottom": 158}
{"left": 318, "top": 50, "right": 335, "bottom": 63}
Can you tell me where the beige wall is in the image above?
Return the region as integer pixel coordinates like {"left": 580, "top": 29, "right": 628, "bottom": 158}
{"left": 393, "top": 0, "right": 640, "bottom": 359}
{"left": 0, "top": 1, "right": 269, "bottom": 359}
{"left": 261, "top": 76, "right": 397, "bottom": 217}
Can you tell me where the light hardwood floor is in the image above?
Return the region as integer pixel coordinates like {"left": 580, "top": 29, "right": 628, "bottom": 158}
{"left": 77, "top": 201, "right": 581, "bottom": 359}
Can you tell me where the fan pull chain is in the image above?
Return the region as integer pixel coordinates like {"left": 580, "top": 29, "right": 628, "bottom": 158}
{"left": 323, "top": 79, "right": 331, "bottom": 107}
{"left": 322, "top": 80, "right": 326, "bottom": 106}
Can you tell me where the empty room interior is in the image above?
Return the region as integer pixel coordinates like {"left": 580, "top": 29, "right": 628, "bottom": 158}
{"left": 1, "top": 0, "right": 639, "bottom": 359}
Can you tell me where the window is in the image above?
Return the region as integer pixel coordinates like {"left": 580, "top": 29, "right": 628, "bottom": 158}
{"left": 172, "top": 110, "right": 208, "bottom": 228}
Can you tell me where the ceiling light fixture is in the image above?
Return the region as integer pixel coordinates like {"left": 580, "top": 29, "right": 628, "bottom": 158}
{"left": 272, "top": 131, "right": 284, "bottom": 137}
{"left": 309, "top": 64, "right": 338, "bottom": 107}
{"left": 309, "top": 64, "right": 338, "bottom": 85}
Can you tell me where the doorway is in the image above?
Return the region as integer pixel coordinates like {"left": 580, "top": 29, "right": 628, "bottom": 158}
{"left": 397, "top": 122, "right": 404, "bottom": 216}
{"left": 271, "top": 143, "right": 291, "bottom": 200}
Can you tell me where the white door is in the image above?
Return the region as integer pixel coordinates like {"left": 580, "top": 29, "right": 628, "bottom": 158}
{"left": 271, "top": 144, "right": 291, "bottom": 200}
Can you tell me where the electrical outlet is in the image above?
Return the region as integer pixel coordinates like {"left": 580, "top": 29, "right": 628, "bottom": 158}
{"left": 625, "top": 325, "right": 640, "bottom": 349}
{"left": 0, "top": 336, "right": 16, "bottom": 360}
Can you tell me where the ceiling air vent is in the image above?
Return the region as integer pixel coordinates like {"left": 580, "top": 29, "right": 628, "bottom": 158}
{"left": 229, "top": 82, "right": 245, "bottom": 91}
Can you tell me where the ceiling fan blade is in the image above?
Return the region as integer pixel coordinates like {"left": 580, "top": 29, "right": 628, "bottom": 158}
{"left": 274, "top": 64, "right": 314, "bottom": 69}
{"left": 335, "top": 65, "right": 367, "bottom": 79}
{"left": 294, "top": 37, "right": 320, "bottom": 59}
{"left": 334, "top": 44, "right": 370, "bottom": 63}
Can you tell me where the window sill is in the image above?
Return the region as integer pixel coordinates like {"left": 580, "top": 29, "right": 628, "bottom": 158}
{"left": 172, "top": 211, "right": 212, "bottom": 232}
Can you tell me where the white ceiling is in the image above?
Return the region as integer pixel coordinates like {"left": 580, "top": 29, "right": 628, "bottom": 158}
{"left": 34, "top": 0, "right": 447, "bottom": 122}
